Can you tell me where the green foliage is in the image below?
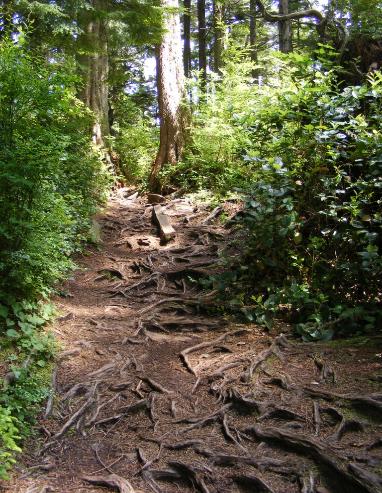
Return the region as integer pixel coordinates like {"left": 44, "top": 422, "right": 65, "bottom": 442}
{"left": 0, "top": 347, "right": 54, "bottom": 479}
{"left": 191, "top": 53, "right": 381, "bottom": 340}
{"left": 0, "top": 406, "right": 21, "bottom": 480}
{"left": 161, "top": 59, "right": 257, "bottom": 192}
{"left": 110, "top": 96, "right": 158, "bottom": 184}
{"left": 0, "top": 313, "right": 55, "bottom": 480}
{"left": 0, "top": 38, "right": 109, "bottom": 477}
{"left": 0, "top": 39, "right": 109, "bottom": 301}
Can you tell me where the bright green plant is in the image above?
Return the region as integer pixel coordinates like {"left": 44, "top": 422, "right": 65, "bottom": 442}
{"left": 0, "top": 38, "right": 109, "bottom": 301}
{"left": 0, "top": 37, "right": 110, "bottom": 478}
{"left": 220, "top": 59, "right": 382, "bottom": 340}
{"left": 0, "top": 406, "right": 21, "bottom": 480}
{"left": 110, "top": 96, "right": 158, "bottom": 184}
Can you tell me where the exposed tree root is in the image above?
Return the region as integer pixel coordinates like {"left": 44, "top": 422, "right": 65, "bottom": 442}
{"left": 54, "top": 384, "right": 97, "bottom": 439}
{"left": 167, "top": 461, "right": 211, "bottom": 493}
{"left": 242, "top": 334, "right": 288, "bottom": 382}
{"left": 245, "top": 425, "right": 382, "bottom": 493}
{"left": 232, "top": 474, "right": 276, "bottom": 493}
{"left": 331, "top": 418, "right": 365, "bottom": 441}
{"left": 82, "top": 474, "right": 136, "bottom": 493}
{"left": 180, "top": 330, "right": 245, "bottom": 375}
{"left": 141, "top": 377, "right": 173, "bottom": 394}
{"left": 94, "top": 399, "right": 149, "bottom": 426}
{"left": 304, "top": 387, "right": 382, "bottom": 415}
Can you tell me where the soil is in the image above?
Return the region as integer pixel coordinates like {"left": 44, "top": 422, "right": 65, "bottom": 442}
{"left": 2, "top": 189, "right": 382, "bottom": 493}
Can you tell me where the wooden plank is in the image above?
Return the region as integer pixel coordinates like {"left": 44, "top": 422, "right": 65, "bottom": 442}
{"left": 152, "top": 205, "right": 176, "bottom": 243}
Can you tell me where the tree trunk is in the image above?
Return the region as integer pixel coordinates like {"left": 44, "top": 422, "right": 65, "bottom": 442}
{"left": 77, "top": 0, "right": 110, "bottom": 145}
{"left": 278, "top": 0, "right": 292, "bottom": 53}
{"left": 213, "top": 0, "right": 224, "bottom": 74}
{"left": 249, "top": 0, "right": 258, "bottom": 77}
{"left": 183, "top": 0, "right": 191, "bottom": 78}
{"left": 197, "top": 0, "right": 207, "bottom": 90}
{"left": 149, "top": 0, "right": 187, "bottom": 192}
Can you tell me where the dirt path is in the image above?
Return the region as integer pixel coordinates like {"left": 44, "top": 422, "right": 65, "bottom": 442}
{"left": 4, "top": 190, "right": 382, "bottom": 493}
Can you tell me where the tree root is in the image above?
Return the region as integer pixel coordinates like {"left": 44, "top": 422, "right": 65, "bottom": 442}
{"left": 244, "top": 424, "right": 382, "bottom": 493}
{"left": 221, "top": 388, "right": 267, "bottom": 415}
{"left": 94, "top": 398, "right": 149, "bottom": 426}
{"left": 304, "top": 387, "right": 382, "bottom": 416}
{"left": 54, "top": 384, "right": 97, "bottom": 439}
{"left": 167, "top": 461, "right": 211, "bottom": 493}
{"left": 331, "top": 418, "right": 365, "bottom": 441}
{"left": 180, "top": 330, "right": 244, "bottom": 375}
{"left": 177, "top": 404, "right": 232, "bottom": 433}
{"left": 299, "top": 471, "right": 316, "bottom": 493}
{"left": 82, "top": 474, "right": 136, "bottom": 493}
{"left": 221, "top": 414, "right": 246, "bottom": 450}
{"left": 313, "top": 401, "right": 321, "bottom": 435}
{"left": 212, "top": 453, "right": 290, "bottom": 472}
{"left": 258, "top": 407, "right": 305, "bottom": 423}
{"left": 141, "top": 377, "right": 173, "bottom": 394}
{"left": 242, "top": 334, "right": 288, "bottom": 383}
{"left": 232, "top": 474, "right": 276, "bottom": 493}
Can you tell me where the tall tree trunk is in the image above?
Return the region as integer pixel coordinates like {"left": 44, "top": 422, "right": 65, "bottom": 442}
{"left": 77, "top": 0, "right": 110, "bottom": 145}
{"left": 213, "top": 0, "right": 224, "bottom": 74}
{"left": 278, "top": 0, "right": 292, "bottom": 53}
{"left": 197, "top": 0, "right": 207, "bottom": 90}
{"left": 183, "top": 0, "right": 191, "bottom": 77}
{"left": 149, "top": 0, "right": 187, "bottom": 192}
{"left": 249, "top": 0, "right": 258, "bottom": 77}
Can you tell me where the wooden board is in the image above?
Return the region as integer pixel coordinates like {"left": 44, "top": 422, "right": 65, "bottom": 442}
{"left": 152, "top": 205, "right": 176, "bottom": 243}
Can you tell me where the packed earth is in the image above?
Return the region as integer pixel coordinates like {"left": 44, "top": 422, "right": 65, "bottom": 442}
{"left": 2, "top": 190, "right": 382, "bottom": 493}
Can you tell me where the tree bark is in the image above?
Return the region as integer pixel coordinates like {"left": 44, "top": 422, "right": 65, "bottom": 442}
{"left": 249, "top": 0, "right": 258, "bottom": 77}
{"left": 278, "top": 0, "right": 292, "bottom": 53}
{"left": 77, "top": 0, "right": 110, "bottom": 145}
{"left": 197, "top": 0, "right": 207, "bottom": 90}
{"left": 149, "top": 0, "right": 187, "bottom": 192}
{"left": 213, "top": 0, "right": 224, "bottom": 74}
{"left": 183, "top": 0, "right": 191, "bottom": 78}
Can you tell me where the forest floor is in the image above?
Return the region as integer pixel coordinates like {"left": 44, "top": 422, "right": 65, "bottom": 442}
{"left": 2, "top": 189, "right": 382, "bottom": 493}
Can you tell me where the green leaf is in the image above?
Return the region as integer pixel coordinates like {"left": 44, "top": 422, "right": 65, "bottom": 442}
{"left": 0, "top": 305, "right": 8, "bottom": 319}
{"left": 6, "top": 329, "right": 19, "bottom": 338}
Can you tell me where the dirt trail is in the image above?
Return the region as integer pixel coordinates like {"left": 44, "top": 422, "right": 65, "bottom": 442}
{"left": 4, "top": 190, "right": 382, "bottom": 493}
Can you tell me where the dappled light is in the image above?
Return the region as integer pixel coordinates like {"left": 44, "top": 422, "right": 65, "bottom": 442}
{"left": 0, "top": 0, "right": 381, "bottom": 491}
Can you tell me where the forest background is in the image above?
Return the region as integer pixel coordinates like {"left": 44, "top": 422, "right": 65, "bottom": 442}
{"left": 0, "top": 0, "right": 381, "bottom": 480}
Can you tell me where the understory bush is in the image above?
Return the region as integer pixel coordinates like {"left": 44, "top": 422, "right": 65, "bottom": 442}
{"left": 0, "top": 39, "right": 110, "bottom": 477}
{"left": 181, "top": 52, "right": 381, "bottom": 340}
{"left": 110, "top": 96, "right": 158, "bottom": 184}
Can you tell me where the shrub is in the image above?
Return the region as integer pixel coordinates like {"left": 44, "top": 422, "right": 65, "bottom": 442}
{"left": 0, "top": 39, "right": 109, "bottom": 301}
{"left": 223, "top": 60, "right": 382, "bottom": 339}
{"left": 110, "top": 96, "right": 158, "bottom": 184}
{"left": 0, "top": 38, "right": 110, "bottom": 477}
